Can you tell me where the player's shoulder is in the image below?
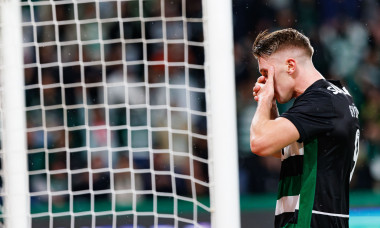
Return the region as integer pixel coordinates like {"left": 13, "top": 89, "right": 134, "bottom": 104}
{"left": 322, "top": 79, "right": 351, "bottom": 97}
{"left": 299, "top": 79, "right": 350, "bottom": 101}
{"left": 295, "top": 79, "right": 332, "bottom": 103}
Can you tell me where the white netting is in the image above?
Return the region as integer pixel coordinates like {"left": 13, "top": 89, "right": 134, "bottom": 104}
{"left": 21, "top": 0, "right": 211, "bottom": 227}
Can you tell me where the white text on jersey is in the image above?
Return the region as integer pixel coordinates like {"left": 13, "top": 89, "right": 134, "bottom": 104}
{"left": 327, "top": 84, "right": 351, "bottom": 96}
{"left": 349, "top": 104, "right": 359, "bottom": 118}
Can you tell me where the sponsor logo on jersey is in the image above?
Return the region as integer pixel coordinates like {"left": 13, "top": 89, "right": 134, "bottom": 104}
{"left": 327, "top": 84, "right": 351, "bottom": 96}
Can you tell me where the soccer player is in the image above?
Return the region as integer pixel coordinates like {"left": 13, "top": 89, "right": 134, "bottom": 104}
{"left": 250, "top": 28, "right": 360, "bottom": 227}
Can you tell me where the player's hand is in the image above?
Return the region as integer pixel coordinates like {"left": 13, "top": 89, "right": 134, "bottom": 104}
{"left": 253, "top": 64, "right": 275, "bottom": 104}
{"left": 253, "top": 76, "right": 267, "bottom": 102}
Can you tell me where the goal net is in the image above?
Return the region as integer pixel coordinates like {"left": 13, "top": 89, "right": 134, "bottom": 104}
{"left": 0, "top": 0, "right": 240, "bottom": 227}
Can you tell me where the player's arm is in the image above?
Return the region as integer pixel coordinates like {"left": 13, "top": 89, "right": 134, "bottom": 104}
{"left": 254, "top": 97, "right": 283, "bottom": 158}
{"left": 250, "top": 64, "right": 300, "bottom": 157}
{"left": 250, "top": 112, "right": 299, "bottom": 157}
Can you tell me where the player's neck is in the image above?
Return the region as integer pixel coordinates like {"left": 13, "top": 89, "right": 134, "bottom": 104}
{"left": 293, "top": 66, "right": 324, "bottom": 97}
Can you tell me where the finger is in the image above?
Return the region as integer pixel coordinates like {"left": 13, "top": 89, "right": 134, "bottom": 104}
{"left": 253, "top": 84, "right": 261, "bottom": 93}
{"left": 255, "top": 83, "right": 265, "bottom": 89}
{"left": 257, "top": 76, "right": 266, "bottom": 83}
{"left": 266, "top": 66, "right": 275, "bottom": 86}
{"left": 253, "top": 82, "right": 267, "bottom": 101}
{"left": 253, "top": 82, "right": 265, "bottom": 94}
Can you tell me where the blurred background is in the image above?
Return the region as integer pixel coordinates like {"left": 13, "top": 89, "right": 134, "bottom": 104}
{"left": 234, "top": 0, "right": 380, "bottom": 226}
{"left": 15, "top": 0, "right": 380, "bottom": 227}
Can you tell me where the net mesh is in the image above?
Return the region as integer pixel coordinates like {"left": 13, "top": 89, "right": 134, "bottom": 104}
{"left": 19, "top": 0, "right": 211, "bottom": 227}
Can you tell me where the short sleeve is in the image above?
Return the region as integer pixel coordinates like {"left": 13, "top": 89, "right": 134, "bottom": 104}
{"left": 281, "top": 90, "right": 337, "bottom": 143}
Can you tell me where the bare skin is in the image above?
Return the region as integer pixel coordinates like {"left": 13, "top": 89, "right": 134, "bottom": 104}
{"left": 250, "top": 47, "right": 324, "bottom": 157}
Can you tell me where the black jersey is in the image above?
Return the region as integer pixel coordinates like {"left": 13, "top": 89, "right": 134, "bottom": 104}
{"left": 276, "top": 79, "right": 360, "bottom": 228}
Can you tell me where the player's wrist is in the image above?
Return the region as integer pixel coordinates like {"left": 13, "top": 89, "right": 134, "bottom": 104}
{"left": 258, "top": 96, "right": 274, "bottom": 114}
{"left": 259, "top": 94, "right": 274, "bottom": 106}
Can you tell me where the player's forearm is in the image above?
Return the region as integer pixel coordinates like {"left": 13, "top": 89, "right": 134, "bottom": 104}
{"left": 250, "top": 99, "right": 282, "bottom": 157}
{"left": 269, "top": 101, "right": 282, "bottom": 157}
{"left": 250, "top": 99, "right": 273, "bottom": 154}
{"left": 251, "top": 99, "right": 272, "bottom": 134}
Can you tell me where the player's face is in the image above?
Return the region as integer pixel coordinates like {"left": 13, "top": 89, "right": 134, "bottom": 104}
{"left": 258, "top": 57, "right": 295, "bottom": 104}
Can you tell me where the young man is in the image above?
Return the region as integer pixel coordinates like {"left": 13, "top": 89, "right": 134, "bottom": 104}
{"left": 250, "top": 28, "right": 360, "bottom": 227}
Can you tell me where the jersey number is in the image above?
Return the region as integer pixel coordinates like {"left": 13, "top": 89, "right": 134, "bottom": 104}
{"left": 350, "top": 129, "right": 360, "bottom": 182}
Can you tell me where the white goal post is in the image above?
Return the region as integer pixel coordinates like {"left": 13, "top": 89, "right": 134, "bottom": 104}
{"left": 0, "top": 0, "right": 240, "bottom": 227}
{"left": 0, "top": 0, "right": 30, "bottom": 227}
{"left": 204, "top": 0, "right": 240, "bottom": 227}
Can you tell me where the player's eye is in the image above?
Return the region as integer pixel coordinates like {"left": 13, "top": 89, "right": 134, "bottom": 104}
{"left": 260, "top": 69, "right": 268, "bottom": 76}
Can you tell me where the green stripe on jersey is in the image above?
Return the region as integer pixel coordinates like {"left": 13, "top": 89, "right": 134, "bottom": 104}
{"left": 297, "top": 139, "right": 318, "bottom": 227}
{"left": 277, "top": 175, "right": 302, "bottom": 200}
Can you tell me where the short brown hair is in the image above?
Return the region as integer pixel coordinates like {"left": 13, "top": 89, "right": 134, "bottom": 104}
{"left": 252, "top": 28, "right": 314, "bottom": 59}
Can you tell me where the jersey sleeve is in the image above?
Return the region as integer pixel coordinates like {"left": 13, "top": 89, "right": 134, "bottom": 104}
{"left": 280, "top": 90, "right": 337, "bottom": 143}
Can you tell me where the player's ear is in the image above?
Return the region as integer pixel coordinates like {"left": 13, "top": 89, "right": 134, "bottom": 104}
{"left": 286, "top": 58, "right": 296, "bottom": 75}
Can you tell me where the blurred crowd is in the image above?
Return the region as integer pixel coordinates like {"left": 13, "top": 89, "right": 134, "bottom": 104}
{"left": 13, "top": 0, "right": 380, "bottom": 215}
{"left": 234, "top": 0, "right": 380, "bottom": 193}
{"left": 22, "top": 0, "right": 209, "bottom": 214}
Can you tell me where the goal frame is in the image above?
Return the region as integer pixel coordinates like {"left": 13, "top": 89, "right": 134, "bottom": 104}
{"left": 0, "top": 0, "right": 30, "bottom": 227}
{"left": 203, "top": 0, "right": 241, "bottom": 227}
